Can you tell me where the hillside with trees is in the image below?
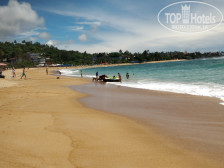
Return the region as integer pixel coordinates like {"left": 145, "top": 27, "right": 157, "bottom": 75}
{"left": 0, "top": 41, "right": 223, "bottom": 68}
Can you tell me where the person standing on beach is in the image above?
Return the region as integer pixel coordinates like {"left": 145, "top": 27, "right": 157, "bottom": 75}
{"left": 118, "top": 73, "right": 122, "bottom": 82}
{"left": 57, "top": 70, "right": 61, "bottom": 79}
{"left": 20, "top": 67, "right": 26, "bottom": 79}
{"left": 12, "top": 67, "right": 16, "bottom": 77}
{"left": 46, "top": 67, "right": 48, "bottom": 75}
{"left": 96, "top": 71, "right": 98, "bottom": 78}
{"left": 81, "top": 70, "right": 83, "bottom": 78}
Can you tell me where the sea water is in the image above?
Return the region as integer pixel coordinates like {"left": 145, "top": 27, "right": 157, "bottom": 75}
{"left": 60, "top": 57, "right": 224, "bottom": 105}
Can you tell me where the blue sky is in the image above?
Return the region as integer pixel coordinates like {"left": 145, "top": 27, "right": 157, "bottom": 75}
{"left": 0, "top": 0, "right": 223, "bottom": 53}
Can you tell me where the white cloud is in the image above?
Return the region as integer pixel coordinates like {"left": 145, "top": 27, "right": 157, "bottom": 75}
{"left": 0, "top": 0, "right": 44, "bottom": 40}
{"left": 69, "top": 26, "right": 84, "bottom": 31}
{"left": 46, "top": 39, "right": 74, "bottom": 46}
{"left": 46, "top": 40, "right": 56, "bottom": 46}
{"left": 52, "top": 42, "right": 112, "bottom": 53}
{"left": 77, "top": 21, "right": 101, "bottom": 26}
{"left": 77, "top": 21, "right": 100, "bottom": 32}
{"left": 78, "top": 34, "right": 87, "bottom": 42}
{"left": 28, "top": 37, "right": 38, "bottom": 42}
{"left": 18, "top": 29, "right": 39, "bottom": 38}
{"left": 39, "top": 32, "right": 51, "bottom": 39}
{"left": 90, "top": 24, "right": 99, "bottom": 33}
{"left": 44, "top": 1, "right": 224, "bottom": 53}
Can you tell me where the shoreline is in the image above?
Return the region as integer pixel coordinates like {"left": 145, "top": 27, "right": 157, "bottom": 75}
{"left": 61, "top": 59, "right": 187, "bottom": 70}
{"left": 0, "top": 68, "right": 223, "bottom": 167}
{"left": 71, "top": 82, "right": 224, "bottom": 163}
{"left": 0, "top": 59, "right": 186, "bottom": 88}
{"left": 57, "top": 60, "right": 224, "bottom": 107}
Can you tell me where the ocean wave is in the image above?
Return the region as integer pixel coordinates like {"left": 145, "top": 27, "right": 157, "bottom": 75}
{"left": 60, "top": 63, "right": 224, "bottom": 106}
{"left": 60, "top": 69, "right": 95, "bottom": 78}
{"left": 112, "top": 81, "right": 224, "bottom": 106}
{"left": 59, "top": 69, "right": 79, "bottom": 75}
{"left": 200, "top": 56, "right": 224, "bottom": 60}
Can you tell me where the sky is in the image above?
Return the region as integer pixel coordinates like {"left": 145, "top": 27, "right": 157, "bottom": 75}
{"left": 0, "top": 0, "right": 223, "bottom": 53}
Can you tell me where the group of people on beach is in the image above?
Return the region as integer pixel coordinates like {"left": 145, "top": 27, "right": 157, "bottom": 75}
{"left": 1, "top": 66, "right": 63, "bottom": 80}
{"left": 0, "top": 67, "right": 27, "bottom": 79}
{"left": 1, "top": 67, "right": 132, "bottom": 82}
{"left": 92, "top": 71, "right": 130, "bottom": 82}
{"left": 13, "top": 67, "right": 26, "bottom": 79}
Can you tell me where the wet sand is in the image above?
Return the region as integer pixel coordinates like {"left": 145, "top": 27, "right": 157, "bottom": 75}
{"left": 0, "top": 67, "right": 223, "bottom": 168}
{"left": 71, "top": 82, "right": 224, "bottom": 164}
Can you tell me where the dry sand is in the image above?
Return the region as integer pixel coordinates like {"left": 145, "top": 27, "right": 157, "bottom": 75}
{"left": 0, "top": 67, "right": 222, "bottom": 168}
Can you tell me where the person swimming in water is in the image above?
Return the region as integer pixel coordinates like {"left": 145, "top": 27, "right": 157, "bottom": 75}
{"left": 126, "top": 73, "right": 129, "bottom": 79}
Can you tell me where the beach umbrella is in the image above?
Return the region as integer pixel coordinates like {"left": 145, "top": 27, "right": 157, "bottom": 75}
{"left": 0, "top": 63, "right": 7, "bottom": 66}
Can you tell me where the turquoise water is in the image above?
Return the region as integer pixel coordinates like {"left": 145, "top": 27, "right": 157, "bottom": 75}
{"left": 61, "top": 56, "right": 224, "bottom": 105}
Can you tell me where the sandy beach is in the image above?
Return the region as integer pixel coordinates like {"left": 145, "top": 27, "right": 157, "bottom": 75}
{"left": 0, "top": 67, "right": 223, "bottom": 168}
{"left": 72, "top": 83, "right": 224, "bottom": 162}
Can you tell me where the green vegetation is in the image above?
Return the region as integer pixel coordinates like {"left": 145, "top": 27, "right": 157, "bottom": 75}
{"left": 0, "top": 41, "right": 222, "bottom": 68}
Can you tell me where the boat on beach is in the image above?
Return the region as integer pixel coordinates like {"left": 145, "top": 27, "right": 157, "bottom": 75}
{"left": 103, "top": 77, "right": 120, "bottom": 82}
{"left": 97, "top": 75, "right": 120, "bottom": 82}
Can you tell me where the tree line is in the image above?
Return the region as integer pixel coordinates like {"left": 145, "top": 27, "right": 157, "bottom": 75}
{"left": 0, "top": 41, "right": 222, "bottom": 68}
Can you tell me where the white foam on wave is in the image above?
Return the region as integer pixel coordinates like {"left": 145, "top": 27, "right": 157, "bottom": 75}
{"left": 200, "top": 56, "right": 224, "bottom": 60}
{"left": 60, "top": 68, "right": 224, "bottom": 106}
{"left": 84, "top": 75, "right": 96, "bottom": 78}
{"left": 60, "top": 69, "right": 79, "bottom": 75}
{"left": 60, "top": 69, "right": 95, "bottom": 78}
{"left": 112, "top": 80, "right": 224, "bottom": 106}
